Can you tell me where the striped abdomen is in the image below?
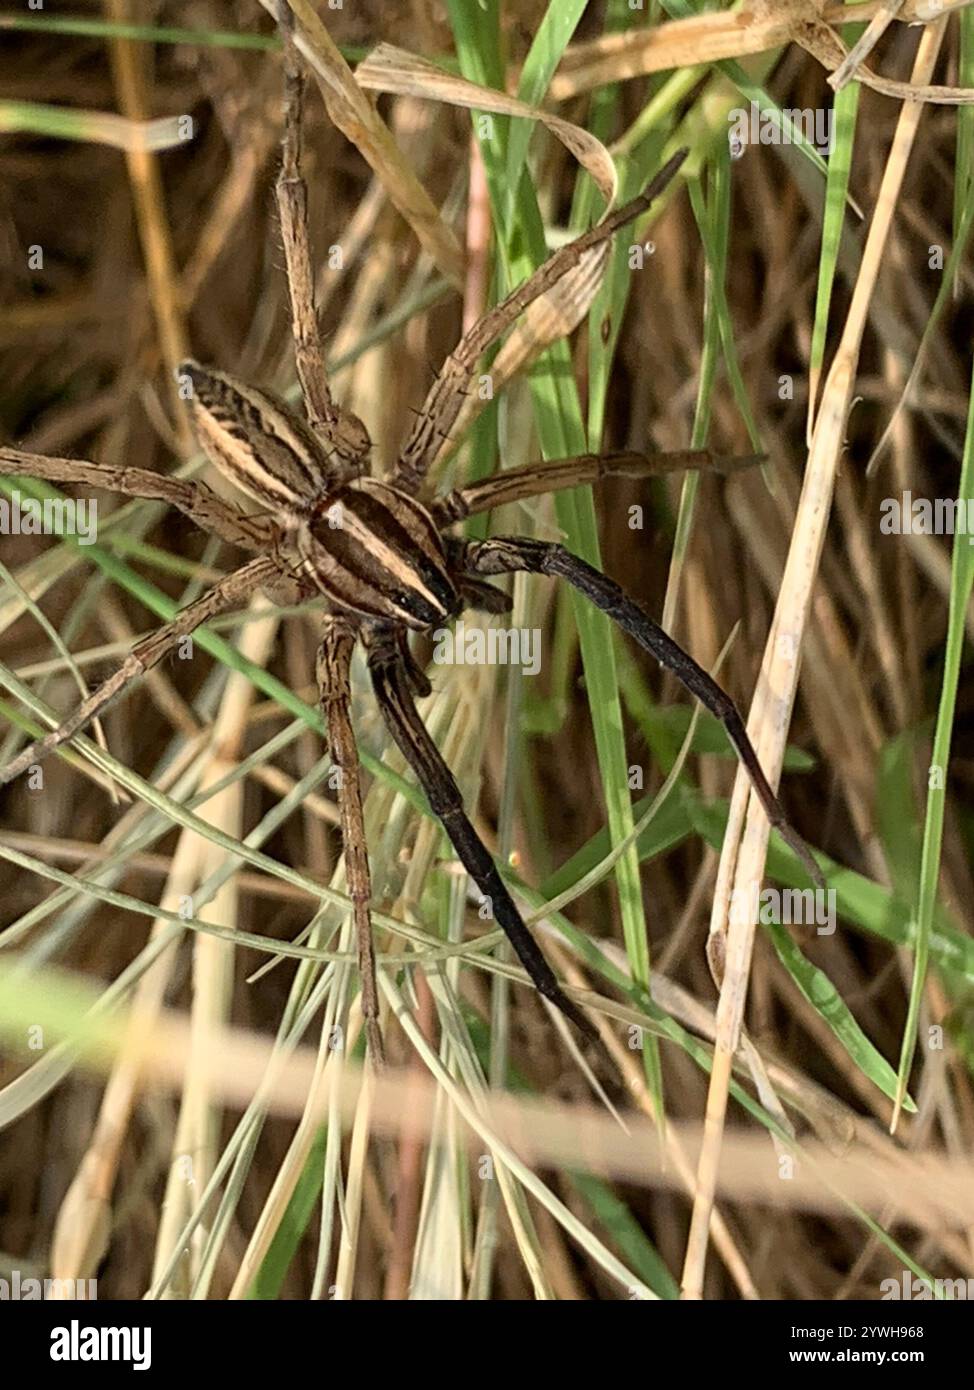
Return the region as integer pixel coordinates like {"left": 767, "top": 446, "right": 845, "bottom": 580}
{"left": 181, "top": 359, "right": 331, "bottom": 511}
{"left": 299, "top": 478, "right": 457, "bottom": 630}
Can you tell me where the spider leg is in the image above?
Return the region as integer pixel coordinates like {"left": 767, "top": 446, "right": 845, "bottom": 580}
{"left": 454, "top": 576, "right": 513, "bottom": 615}
{"left": 0, "top": 554, "right": 277, "bottom": 787}
{"left": 0, "top": 448, "right": 274, "bottom": 552}
{"left": 394, "top": 628, "right": 432, "bottom": 698}
{"left": 440, "top": 539, "right": 512, "bottom": 613}
{"left": 317, "top": 617, "right": 384, "bottom": 1065}
{"left": 431, "top": 449, "right": 765, "bottom": 526}
{"left": 457, "top": 536, "right": 824, "bottom": 888}
{"left": 364, "top": 625, "right": 597, "bottom": 1042}
{"left": 393, "top": 150, "right": 688, "bottom": 496}
{"left": 275, "top": 2, "right": 371, "bottom": 476}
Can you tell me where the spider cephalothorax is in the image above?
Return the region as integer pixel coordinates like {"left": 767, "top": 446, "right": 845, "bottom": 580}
{"left": 0, "top": 7, "right": 821, "bottom": 1064}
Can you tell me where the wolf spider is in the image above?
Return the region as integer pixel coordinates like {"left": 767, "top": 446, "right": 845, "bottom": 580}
{"left": 0, "top": 9, "right": 819, "bottom": 1062}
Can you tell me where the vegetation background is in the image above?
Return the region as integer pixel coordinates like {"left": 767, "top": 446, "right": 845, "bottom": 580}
{"left": 1, "top": 0, "right": 973, "bottom": 1301}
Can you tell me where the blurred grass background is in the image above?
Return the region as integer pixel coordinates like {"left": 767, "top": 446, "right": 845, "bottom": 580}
{"left": 1, "top": 0, "right": 973, "bottom": 1300}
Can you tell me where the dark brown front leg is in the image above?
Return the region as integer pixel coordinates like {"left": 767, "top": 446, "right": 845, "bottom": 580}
{"left": 457, "top": 535, "right": 823, "bottom": 888}
{"left": 364, "top": 626, "right": 597, "bottom": 1042}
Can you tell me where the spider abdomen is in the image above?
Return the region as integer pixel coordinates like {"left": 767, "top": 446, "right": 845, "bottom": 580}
{"left": 300, "top": 477, "right": 457, "bottom": 630}
{"left": 180, "top": 360, "right": 330, "bottom": 512}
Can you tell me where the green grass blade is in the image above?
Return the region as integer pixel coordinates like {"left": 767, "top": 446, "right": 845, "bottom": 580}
{"left": 893, "top": 350, "right": 974, "bottom": 1126}
{"left": 807, "top": 30, "right": 862, "bottom": 430}
{"left": 765, "top": 920, "right": 916, "bottom": 1113}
